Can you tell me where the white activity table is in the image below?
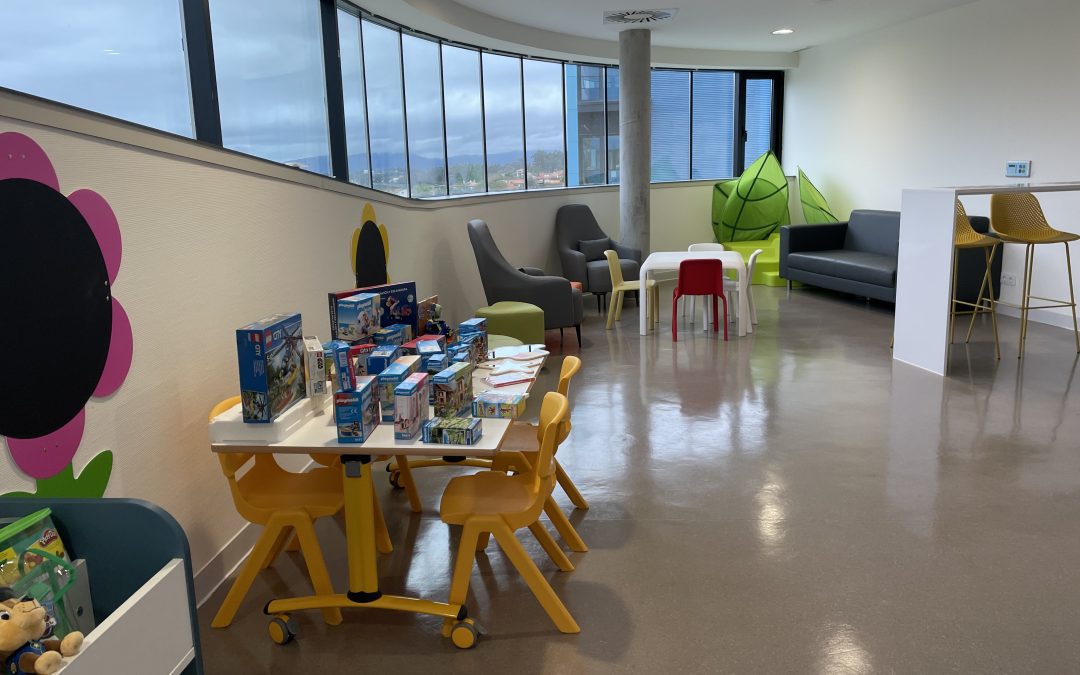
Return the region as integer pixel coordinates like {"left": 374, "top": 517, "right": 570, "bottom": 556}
{"left": 639, "top": 250, "right": 750, "bottom": 336}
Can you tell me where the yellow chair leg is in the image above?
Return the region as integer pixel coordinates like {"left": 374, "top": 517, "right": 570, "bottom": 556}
{"left": 292, "top": 517, "right": 344, "bottom": 626}
{"left": 606, "top": 290, "right": 621, "bottom": 329}
{"left": 528, "top": 521, "right": 574, "bottom": 572}
{"left": 475, "top": 531, "right": 491, "bottom": 552}
{"left": 555, "top": 460, "right": 588, "bottom": 510}
{"left": 394, "top": 455, "right": 423, "bottom": 512}
{"left": 372, "top": 491, "right": 393, "bottom": 554}
{"left": 492, "top": 524, "right": 579, "bottom": 633}
{"left": 1065, "top": 242, "right": 1080, "bottom": 353}
{"left": 544, "top": 496, "right": 587, "bottom": 553}
{"left": 211, "top": 519, "right": 286, "bottom": 628}
{"left": 444, "top": 521, "right": 482, "bottom": 636}
{"left": 1019, "top": 244, "right": 1035, "bottom": 358}
{"left": 614, "top": 290, "right": 626, "bottom": 322}
{"left": 285, "top": 535, "right": 300, "bottom": 553}
{"left": 260, "top": 526, "right": 293, "bottom": 570}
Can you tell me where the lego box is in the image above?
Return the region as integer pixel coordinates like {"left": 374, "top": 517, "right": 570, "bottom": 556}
{"left": 236, "top": 313, "right": 307, "bottom": 423}
{"left": 377, "top": 356, "right": 421, "bottom": 422}
{"left": 334, "top": 376, "right": 379, "bottom": 443}
{"left": 472, "top": 392, "right": 527, "bottom": 419}
{"left": 366, "top": 345, "right": 401, "bottom": 376}
{"left": 394, "top": 372, "right": 429, "bottom": 440}
{"left": 348, "top": 343, "right": 376, "bottom": 376}
{"left": 421, "top": 416, "right": 483, "bottom": 446}
{"left": 303, "top": 336, "right": 327, "bottom": 397}
{"left": 335, "top": 292, "right": 380, "bottom": 343}
{"left": 432, "top": 361, "right": 473, "bottom": 418}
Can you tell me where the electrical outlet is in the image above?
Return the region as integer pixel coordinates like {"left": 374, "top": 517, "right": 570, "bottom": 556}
{"left": 1001, "top": 272, "right": 1017, "bottom": 287}
{"left": 1006, "top": 160, "right": 1031, "bottom": 178}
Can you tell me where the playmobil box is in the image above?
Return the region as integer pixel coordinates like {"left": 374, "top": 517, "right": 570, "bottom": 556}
{"left": 366, "top": 345, "right": 401, "bottom": 376}
{"left": 328, "top": 340, "right": 355, "bottom": 392}
{"left": 335, "top": 292, "right": 380, "bottom": 343}
{"left": 472, "top": 392, "right": 527, "bottom": 419}
{"left": 393, "top": 372, "right": 429, "bottom": 440}
{"left": 359, "top": 281, "right": 419, "bottom": 332}
{"left": 416, "top": 338, "right": 445, "bottom": 364}
{"left": 459, "top": 318, "right": 488, "bottom": 356}
{"left": 432, "top": 361, "right": 473, "bottom": 417}
{"left": 236, "top": 313, "right": 307, "bottom": 423}
{"left": 303, "top": 337, "right": 327, "bottom": 397}
{"left": 348, "top": 343, "right": 376, "bottom": 377}
{"left": 421, "top": 416, "right": 483, "bottom": 446}
{"left": 334, "top": 376, "right": 379, "bottom": 443}
{"left": 373, "top": 323, "right": 411, "bottom": 346}
{"left": 377, "top": 356, "right": 421, "bottom": 422}
{"left": 425, "top": 353, "right": 450, "bottom": 403}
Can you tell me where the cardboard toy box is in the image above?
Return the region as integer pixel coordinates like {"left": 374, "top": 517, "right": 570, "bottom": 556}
{"left": 366, "top": 345, "right": 401, "bottom": 377}
{"left": 472, "top": 392, "right": 527, "bottom": 419}
{"left": 459, "top": 318, "right": 488, "bottom": 358}
{"left": 334, "top": 376, "right": 379, "bottom": 443}
{"left": 303, "top": 337, "right": 327, "bottom": 397}
{"left": 432, "top": 361, "right": 473, "bottom": 417}
{"left": 421, "top": 416, "right": 483, "bottom": 445}
{"left": 425, "top": 353, "right": 449, "bottom": 403}
{"left": 377, "top": 356, "right": 421, "bottom": 422}
{"left": 348, "top": 343, "right": 376, "bottom": 377}
{"left": 236, "top": 313, "right": 307, "bottom": 423}
{"left": 330, "top": 281, "right": 419, "bottom": 336}
{"left": 415, "top": 338, "right": 445, "bottom": 362}
{"left": 373, "top": 323, "right": 411, "bottom": 346}
{"left": 328, "top": 340, "right": 355, "bottom": 392}
{"left": 394, "top": 372, "right": 429, "bottom": 440}
{"left": 336, "top": 292, "right": 380, "bottom": 343}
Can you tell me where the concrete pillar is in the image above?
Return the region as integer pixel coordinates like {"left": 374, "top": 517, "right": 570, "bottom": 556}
{"left": 619, "top": 28, "right": 651, "bottom": 255}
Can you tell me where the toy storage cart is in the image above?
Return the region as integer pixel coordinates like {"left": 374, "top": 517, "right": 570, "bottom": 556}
{"left": 0, "top": 498, "right": 203, "bottom": 675}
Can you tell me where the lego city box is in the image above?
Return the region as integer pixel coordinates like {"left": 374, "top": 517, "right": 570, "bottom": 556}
{"left": 472, "top": 392, "right": 527, "bottom": 419}
{"left": 421, "top": 416, "right": 483, "bottom": 446}
{"left": 432, "top": 361, "right": 474, "bottom": 418}
{"left": 394, "top": 372, "right": 430, "bottom": 440}
{"left": 236, "top": 312, "right": 307, "bottom": 423}
{"left": 366, "top": 345, "right": 401, "bottom": 377}
{"left": 348, "top": 343, "right": 376, "bottom": 377}
{"left": 335, "top": 292, "right": 380, "bottom": 343}
{"left": 334, "top": 375, "right": 379, "bottom": 443}
{"left": 377, "top": 355, "right": 421, "bottom": 423}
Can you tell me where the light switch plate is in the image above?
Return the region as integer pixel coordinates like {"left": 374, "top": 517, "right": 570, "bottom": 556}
{"left": 1006, "top": 160, "right": 1031, "bottom": 178}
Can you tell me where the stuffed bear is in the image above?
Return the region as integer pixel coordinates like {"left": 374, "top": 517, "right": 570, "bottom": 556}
{"left": 0, "top": 598, "right": 83, "bottom": 675}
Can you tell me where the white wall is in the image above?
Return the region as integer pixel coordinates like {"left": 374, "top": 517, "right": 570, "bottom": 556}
{"left": 783, "top": 0, "right": 1080, "bottom": 325}
{"left": 0, "top": 104, "right": 716, "bottom": 595}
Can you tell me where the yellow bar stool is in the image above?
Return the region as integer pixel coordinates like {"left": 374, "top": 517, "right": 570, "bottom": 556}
{"left": 990, "top": 192, "right": 1080, "bottom": 357}
{"left": 604, "top": 249, "right": 659, "bottom": 329}
{"left": 950, "top": 201, "right": 1001, "bottom": 359}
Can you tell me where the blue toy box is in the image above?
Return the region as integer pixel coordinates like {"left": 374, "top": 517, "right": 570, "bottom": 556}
{"left": 377, "top": 356, "right": 421, "bottom": 422}
{"left": 348, "top": 343, "right": 376, "bottom": 377}
{"left": 334, "top": 376, "right": 379, "bottom": 443}
{"left": 425, "top": 353, "right": 449, "bottom": 403}
{"left": 373, "top": 323, "right": 411, "bottom": 346}
{"left": 358, "top": 281, "right": 419, "bottom": 333}
{"left": 415, "top": 338, "right": 445, "bottom": 361}
{"left": 335, "top": 292, "right": 379, "bottom": 343}
{"left": 366, "top": 345, "right": 401, "bottom": 376}
{"left": 394, "top": 372, "right": 429, "bottom": 440}
{"left": 327, "top": 340, "right": 354, "bottom": 391}
{"left": 236, "top": 313, "right": 307, "bottom": 423}
{"left": 432, "top": 361, "right": 473, "bottom": 417}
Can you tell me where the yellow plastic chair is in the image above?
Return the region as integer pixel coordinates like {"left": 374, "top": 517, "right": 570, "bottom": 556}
{"left": 990, "top": 192, "right": 1080, "bottom": 357}
{"left": 950, "top": 201, "right": 1000, "bottom": 359}
{"left": 604, "top": 249, "right": 659, "bottom": 330}
{"left": 208, "top": 396, "right": 391, "bottom": 628}
{"left": 440, "top": 392, "right": 579, "bottom": 635}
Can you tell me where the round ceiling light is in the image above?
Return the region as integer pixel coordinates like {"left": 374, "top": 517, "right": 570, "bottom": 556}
{"left": 772, "top": 28, "right": 795, "bottom": 35}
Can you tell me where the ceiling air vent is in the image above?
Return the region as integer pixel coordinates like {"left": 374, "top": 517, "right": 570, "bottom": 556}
{"left": 603, "top": 9, "right": 678, "bottom": 25}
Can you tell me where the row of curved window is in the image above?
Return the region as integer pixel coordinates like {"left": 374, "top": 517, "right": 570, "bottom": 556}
{"left": 0, "top": 0, "right": 783, "bottom": 199}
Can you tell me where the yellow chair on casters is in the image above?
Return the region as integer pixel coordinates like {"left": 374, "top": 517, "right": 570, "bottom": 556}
{"left": 990, "top": 192, "right": 1080, "bottom": 357}
{"left": 440, "top": 392, "right": 579, "bottom": 638}
{"left": 605, "top": 249, "right": 659, "bottom": 329}
{"left": 950, "top": 201, "right": 1000, "bottom": 359}
{"left": 208, "top": 396, "right": 392, "bottom": 629}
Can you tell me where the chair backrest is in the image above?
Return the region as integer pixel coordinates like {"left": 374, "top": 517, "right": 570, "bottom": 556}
{"left": 990, "top": 192, "right": 1054, "bottom": 238}
{"left": 603, "top": 249, "right": 624, "bottom": 287}
{"left": 555, "top": 204, "right": 607, "bottom": 253}
{"left": 688, "top": 242, "right": 725, "bottom": 252}
{"left": 209, "top": 396, "right": 284, "bottom": 523}
{"left": 746, "top": 249, "right": 763, "bottom": 279}
{"left": 677, "top": 259, "right": 725, "bottom": 295}
{"left": 953, "top": 200, "right": 985, "bottom": 246}
{"left": 467, "top": 219, "right": 523, "bottom": 305}
{"left": 531, "top": 392, "right": 570, "bottom": 484}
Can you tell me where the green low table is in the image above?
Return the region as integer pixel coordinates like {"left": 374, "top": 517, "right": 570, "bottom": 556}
{"left": 475, "top": 301, "right": 545, "bottom": 345}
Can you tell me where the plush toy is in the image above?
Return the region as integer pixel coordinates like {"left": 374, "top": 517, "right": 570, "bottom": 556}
{"left": 0, "top": 598, "right": 83, "bottom": 675}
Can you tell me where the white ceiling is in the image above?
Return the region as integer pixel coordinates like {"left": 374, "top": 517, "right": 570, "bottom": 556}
{"left": 451, "top": 0, "right": 978, "bottom": 52}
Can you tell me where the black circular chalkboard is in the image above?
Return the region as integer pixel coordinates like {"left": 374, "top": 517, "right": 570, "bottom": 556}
{"left": 0, "top": 178, "right": 112, "bottom": 439}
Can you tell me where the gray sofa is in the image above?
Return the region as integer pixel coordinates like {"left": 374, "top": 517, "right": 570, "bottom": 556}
{"left": 555, "top": 204, "right": 641, "bottom": 311}
{"left": 780, "top": 209, "right": 1001, "bottom": 306}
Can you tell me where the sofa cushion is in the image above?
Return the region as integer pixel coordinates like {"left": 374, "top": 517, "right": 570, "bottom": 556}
{"left": 844, "top": 210, "right": 900, "bottom": 258}
{"left": 786, "top": 250, "right": 896, "bottom": 287}
{"left": 578, "top": 237, "right": 611, "bottom": 262}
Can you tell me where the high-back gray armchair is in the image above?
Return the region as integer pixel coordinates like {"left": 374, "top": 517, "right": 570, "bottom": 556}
{"left": 555, "top": 204, "right": 641, "bottom": 311}
{"left": 467, "top": 219, "right": 584, "bottom": 344}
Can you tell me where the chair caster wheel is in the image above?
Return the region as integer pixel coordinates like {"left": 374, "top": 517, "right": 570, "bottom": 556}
{"left": 268, "top": 615, "right": 297, "bottom": 645}
{"left": 389, "top": 470, "right": 403, "bottom": 489}
{"left": 450, "top": 618, "right": 479, "bottom": 649}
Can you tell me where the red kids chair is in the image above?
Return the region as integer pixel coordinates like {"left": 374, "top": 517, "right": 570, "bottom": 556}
{"left": 672, "top": 259, "right": 728, "bottom": 342}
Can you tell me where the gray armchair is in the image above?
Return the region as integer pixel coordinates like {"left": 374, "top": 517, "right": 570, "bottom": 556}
{"left": 467, "top": 219, "right": 584, "bottom": 344}
{"left": 555, "top": 204, "right": 641, "bottom": 311}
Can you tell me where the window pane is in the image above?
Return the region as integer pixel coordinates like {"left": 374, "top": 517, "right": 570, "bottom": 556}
{"left": 651, "top": 71, "right": 690, "bottom": 181}
{"left": 691, "top": 71, "right": 735, "bottom": 179}
{"left": 523, "top": 60, "right": 565, "bottom": 189}
{"left": 482, "top": 53, "right": 524, "bottom": 192}
{"left": 0, "top": 0, "right": 193, "bottom": 136}
{"left": 403, "top": 35, "right": 446, "bottom": 197}
{"left": 337, "top": 10, "right": 370, "bottom": 186}
{"left": 744, "top": 78, "right": 775, "bottom": 167}
{"left": 211, "top": 0, "right": 329, "bottom": 173}
{"left": 606, "top": 68, "right": 620, "bottom": 184}
{"left": 442, "top": 46, "right": 485, "bottom": 195}
{"left": 362, "top": 21, "right": 408, "bottom": 196}
{"left": 565, "top": 65, "right": 606, "bottom": 187}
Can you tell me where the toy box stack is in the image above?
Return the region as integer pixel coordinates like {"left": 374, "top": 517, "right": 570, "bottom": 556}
{"left": 366, "top": 345, "right": 401, "bottom": 376}
{"left": 377, "top": 356, "right": 421, "bottom": 422}
{"left": 334, "top": 375, "right": 379, "bottom": 443}
{"left": 303, "top": 336, "right": 327, "bottom": 398}
{"left": 459, "top": 318, "right": 488, "bottom": 360}
{"left": 373, "top": 323, "right": 411, "bottom": 346}
{"left": 421, "top": 417, "right": 483, "bottom": 445}
{"left": 330, "top": 281, "right": 419, "bottom": 336}
{"left": 425, "top": 353, "right": 449, "bottom": 403}
{"left": 393, "top": 372, "right": 429, "bottom": 440}
{"left": 472, "top": 392, "right": 527, "bottom": 419}
{"left": 335, "top": 292, "right": 379, "bottom": 342}
{"left": 236, "top": 313, "right": 307, "bottom": 423}
{"left": 432, "top": 361, "right": 473, "bottom": 417}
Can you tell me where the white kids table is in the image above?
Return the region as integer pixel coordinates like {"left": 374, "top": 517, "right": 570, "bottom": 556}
{"left": 639, "top": 250, "right": 750, "bottom": 337}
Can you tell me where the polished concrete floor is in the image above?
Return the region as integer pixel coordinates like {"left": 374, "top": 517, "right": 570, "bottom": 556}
{"left": 198, "top": 287, "right": 1080, "bottom": 673}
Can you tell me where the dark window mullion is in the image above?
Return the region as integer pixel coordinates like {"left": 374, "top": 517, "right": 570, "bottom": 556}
{"left": 519, "top": 57, "right": 527, "bottom": 190}
{"left": 180, "top": 0, "right": 222, "bottom": 144}
{"left": 320, "top": 0, "right": 348, "bottom": 181}
{"left": 437, "top": 42, "right": 449, "bottom": 197}
{"left": 398, "top": 27, "right": 411, "bottom": 198}
{"left": 357, "top": 15, "right": 374, "bottom": 186}
{"left": 479, "top": 53, "right": 489, "bottom": 193}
